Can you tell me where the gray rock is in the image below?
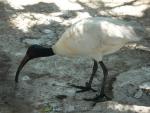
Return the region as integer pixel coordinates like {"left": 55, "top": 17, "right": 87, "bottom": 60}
{"left": 139, "top": 81, "right": 150, "bottom": 92}
{"left": 113, "top": 67, "right": 150, "bottom": 104}
{"left": 134, "top": 89, "right": 143, "bottom": 99}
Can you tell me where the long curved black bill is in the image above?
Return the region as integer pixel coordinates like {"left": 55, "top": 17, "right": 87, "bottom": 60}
{"left": 15, "top": 54, "right": 30, "bottom": 83}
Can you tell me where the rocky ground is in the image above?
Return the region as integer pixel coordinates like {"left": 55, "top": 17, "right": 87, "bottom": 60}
{"left": 0, "top": 0, "right": 150, "bottom": 113}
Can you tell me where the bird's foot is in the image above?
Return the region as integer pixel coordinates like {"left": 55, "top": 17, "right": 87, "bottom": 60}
{"left": 68, "top": 82, "right": 97, "bottom": 93}
{"left": 83, "top": 93, "right": 112, "bottom": 106}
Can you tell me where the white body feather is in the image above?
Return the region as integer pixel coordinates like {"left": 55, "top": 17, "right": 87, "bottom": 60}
{"left": 52, "top": 17, "right": 142, "bottom": 61}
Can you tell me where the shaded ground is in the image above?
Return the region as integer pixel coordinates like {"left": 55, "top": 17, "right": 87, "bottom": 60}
{"left": 0, "top": 0, "right": 150, "bottom": 113}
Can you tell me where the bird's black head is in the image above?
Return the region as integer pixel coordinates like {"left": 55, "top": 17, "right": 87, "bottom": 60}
{"left": 26, "top": 45, "right": 54, "bottom": 59}
{"left": 15, "top": 45, "right": 55, "bottom": 83}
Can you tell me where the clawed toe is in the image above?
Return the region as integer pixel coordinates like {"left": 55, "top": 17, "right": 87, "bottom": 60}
{"left": 76, "top": 87, "right": 97, "bottom": 93}
{"left": 83, "top": 94, "right": 112, "bottom": 106}
{"left": 68, "top": 83, "right": 97, "bottom": 93}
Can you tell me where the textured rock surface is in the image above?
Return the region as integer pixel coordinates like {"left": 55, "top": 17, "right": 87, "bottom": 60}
{"left": 0, "top": 0, "right": 150, "bottom": 113}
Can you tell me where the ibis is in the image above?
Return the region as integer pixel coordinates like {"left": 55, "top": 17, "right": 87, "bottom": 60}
{"left": 15, "top": 17, "right": 143, "bottom": 103}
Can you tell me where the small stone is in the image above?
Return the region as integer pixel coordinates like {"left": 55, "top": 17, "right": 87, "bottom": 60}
{"left": 134, "top": 89, "right": 143, "bottom": 99}
{"left": 56, "top": 95, "right": 67, "bottom": 100}
{"left": 127, "top": 84, "right": 137, "bottom": 96}
{"left": 41, "top": 30, "right": 55, "bottom": 40}
{"left": 66, "top": 89, "right": 76, "bottom": 97}
{"left": 15, "top": 52, "right": 23, "bottom": 56}
{"left": 22, "top": 75, "right": 30, "bottom": 81}
{"left": 66, "top": 105, "right": 75, "bottom": 112}
{"left": 42, "top": 29, "right": 53, "bottom": 34}
{"left": 53, "top": 105, "right": 62, "bottom": 112}
{"left": 62, "top": 10, "right": 70, "bottom": 18}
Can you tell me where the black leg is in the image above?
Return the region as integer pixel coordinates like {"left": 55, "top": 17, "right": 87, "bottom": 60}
{"left": 84, "top": 61, "right": 111, "bottom": 105}
{"left": 69, "top": 60, "right": 98, "bottom": 93}
{"left": 85, "top": 60, "right": 98, "bottom": 88}
{"left": 98, "top": 61, "right": 108, "bottom": 96}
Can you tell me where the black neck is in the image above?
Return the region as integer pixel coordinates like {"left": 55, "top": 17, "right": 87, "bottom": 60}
{"left": 36, "top": 47, "right": 55, "bottom": 58}
{"left": 27, "top": 45, "right": 55, "bottom": 59}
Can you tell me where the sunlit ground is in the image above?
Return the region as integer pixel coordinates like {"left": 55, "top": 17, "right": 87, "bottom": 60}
{"left": 7, "top": 0, "right": 150, "bottom": 32}
{"left": 99, "top": 0, "right": 149, "bottom": 17}
{"left": 106, "top": 102, "right": 150, "bottom": 113}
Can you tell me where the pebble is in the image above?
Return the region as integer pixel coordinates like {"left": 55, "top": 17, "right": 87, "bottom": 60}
{"left": 127, "top": 84, "right": 137, "bottom": 96}
{"left": 134, "top": 89, "right": 143, "bottom": 99}
{"left": 53, "top": 105, "right": 62, "bottom": 112}
{"left": 22, "top": 75, "right": 30, "bottom": 81}
{"left": 66, "top": 89, "right": 76, "bottom": 97}
{"left": 15, "top": 52, "right": 24, "bottom": 56}
{"left": 56, "top": 95, "right": 67, "bottom": 100}
{"left": 42, "top": 29, "right": 53, "bottom": 34}
{"left": 65, "top": 105, "right": 75, "bottom": 112}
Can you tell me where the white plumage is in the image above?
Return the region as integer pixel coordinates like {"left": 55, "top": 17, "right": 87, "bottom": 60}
{"left": 52, "top": 17, "right": 142, "bottom": 61}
